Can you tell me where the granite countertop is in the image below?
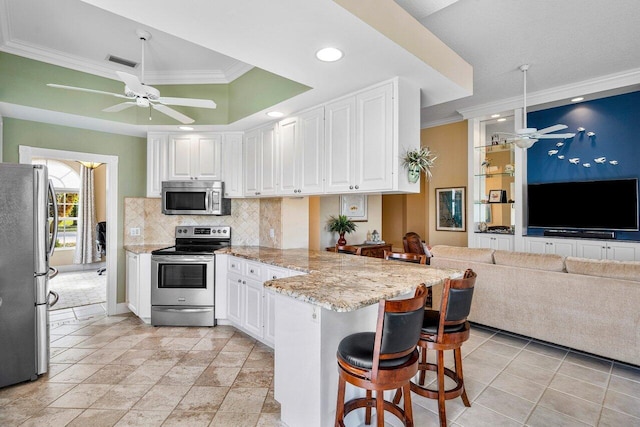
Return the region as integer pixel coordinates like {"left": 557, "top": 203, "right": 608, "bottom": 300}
{"left": 124, "top": 244, "right": 171, "bottom": 254}
{"left": 216, "top": 246, "right": 462, "bottom": 312}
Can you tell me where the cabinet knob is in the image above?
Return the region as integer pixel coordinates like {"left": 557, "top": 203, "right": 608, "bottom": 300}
{"left": 242, "top": 280, "right": 246, "bottom": 284}
{"left": 250, "top": 269, "right": 254, "bottom": 273}
{"left": 237, "top": 279, "right": 241, "bottom": 283}
{"left": 272, "top": 275, "right": 277, "bottom": 279}
{"left": 349, "top": 185, "right": 353, "bottom": 190}
{"left": 355, "top": 185, "right": 359, "bottom": 190}
{"left": 231, "top": 264, "right": 236, "bottom": 268}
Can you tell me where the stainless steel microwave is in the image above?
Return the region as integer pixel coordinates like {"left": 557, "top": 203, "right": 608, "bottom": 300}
{"left": 161, "top": 180, "right": 231, "bottom": 215}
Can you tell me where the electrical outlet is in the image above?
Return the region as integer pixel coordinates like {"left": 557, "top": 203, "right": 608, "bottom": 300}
{"left": 130, "top": 227, "right": 141, "bottom": 236}
{"left": 269, "top": 228, "right": 275, "bottom": 238}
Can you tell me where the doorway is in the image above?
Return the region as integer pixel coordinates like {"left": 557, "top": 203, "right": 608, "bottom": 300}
{"left": 19, "top": 146, "right": 119, "bottom": 316}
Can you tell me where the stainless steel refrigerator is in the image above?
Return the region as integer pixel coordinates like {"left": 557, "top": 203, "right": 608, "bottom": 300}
{"left": 0, "top": 163, "right": 59, "bottom": 388}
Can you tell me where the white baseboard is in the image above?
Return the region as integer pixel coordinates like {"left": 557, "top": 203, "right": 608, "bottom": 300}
{"left": 114, "top": 303, "right": 131, "bottom": 315}
{"left": 216, "top": 319, "right": 231, "bottom": 326}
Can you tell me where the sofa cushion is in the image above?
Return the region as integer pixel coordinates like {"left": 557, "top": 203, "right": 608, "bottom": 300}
{"left": 565, "top": 257, "right": 640, "bottom": 282}
{"left": 493, "top": 250, "right": 566, "bottom": 272}
{"left": 430, "top": 245, "right": 494, "bottom": 264}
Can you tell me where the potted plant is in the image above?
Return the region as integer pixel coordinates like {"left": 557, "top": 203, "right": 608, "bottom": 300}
{"left": 327, "top": 214, "right": 357, "bottom": 245}
{"left": 402, "top": 146, "right": 437, "bottom": 183}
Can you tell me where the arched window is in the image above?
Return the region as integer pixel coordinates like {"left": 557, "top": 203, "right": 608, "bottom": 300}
{"left": 33, "top": 159, "right": 80, "bottom": 248}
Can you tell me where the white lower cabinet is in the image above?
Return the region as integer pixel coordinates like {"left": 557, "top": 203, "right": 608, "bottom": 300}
{"left": 576, "top": 240, "right": 639, "bottom": 261}
{"left": 224, "top": 256, "right": 304, "bottom": 347}
{"left": 475, "top": 234, "right": 513, "bottom": 251}
{"left": 524, "top": 237, "right": 575, "bottom": 257}
{"left": 125, "top": 251, "right": 151, "bottom": 323}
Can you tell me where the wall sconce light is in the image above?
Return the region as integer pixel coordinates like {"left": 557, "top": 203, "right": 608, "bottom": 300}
{"left": 577, "top": 127, "right": 585, "bottom": 132}
{"left": 594, "top": 157, "right": 606, "bottom": 164}
{"left": 587, "top": 131, "right": 596, "bottom": 137}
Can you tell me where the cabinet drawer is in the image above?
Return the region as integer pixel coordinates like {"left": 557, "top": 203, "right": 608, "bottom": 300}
{"left": 228, "top": 257, "right": 244, "bottom": 274}
{"left": 265, "top": 266, "right": 289, "bottom": 281}
{"left": 244, "top": 261, "right": 263, "bottom": 280}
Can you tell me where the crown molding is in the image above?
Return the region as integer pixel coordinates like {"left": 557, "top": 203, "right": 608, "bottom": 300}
{"left": 421, "top": 114, "right": 464, "bottom": 129}
{"left": 457, "top": 68, "right": 640, "bottom": 120}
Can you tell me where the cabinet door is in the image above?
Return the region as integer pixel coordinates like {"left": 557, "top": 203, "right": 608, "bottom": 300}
{"left": 126, "top": 252, "right": 139, "bottom": 316}
{"left": 324, "top": 97, "right": 356, "bottom": 193}
{"left": 298, "top": 107, "right": 325, "bottom": 195}
{"left": 222, "top": 133, "right": 243, "bottom": 197}
{"left": 244, "top": 129, "right": 260, "bottom": 196}
{"left": 168, "top": 136, "right": 193, "bottom": 180}
{"left": 146, "top": 134, "right": 168, "bottom": 198}
{"left": 278, "top": 117, "right": 298, "bottom": 195}
{"left": 525, "top": 238, "right": 547, "bottom": 254}
{"left": 493, "top": 235, "right": 513, "bottom": 251}
{"left": 137, "top": 254, "right": 151, "bottom": 320}
{"left": 354, "top": 83, "right": 393, "bottom": 191}
{"left": 475, "top": 234, "right": 494, "bottom": 249}
{"left": 550, "top": 240, "right": 575, "bottom": 257}
{"left": 227, "top": 272, "right": 243, "bottom": 325}
{"left": 263, "top": 288, "right": 276, "bottom": 347}
{"left": 260, "top": 125, "right": 277, "bottom": 195}
{"left": 607, "top": 242, "right": 638, "bottom": 261}
{"left": 192, "top": 135, "right": 222, "bottom": 180}
{"left": 576, "top": 241, "right": 608, "bottom": 260}
{"left": 243, "top": 278, "right": 263, "bottom": 338}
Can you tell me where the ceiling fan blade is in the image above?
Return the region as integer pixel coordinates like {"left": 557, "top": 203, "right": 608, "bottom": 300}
{"left": 47, "top": 83, "right": 130, "bottom": 99}
{"left": 536, "top": 124, "right": 568, "bottom": 135}
{"left": 158, "top": 96, "right": 217, "bottom": 109}
{"left": 103, "top": 102, "right": 137, "bottom": 113}
{"left": 536, "top": 133, "right": 576, "bottom": 139}
{"left": 152, "top": 103, "right": 195, "bottom": 124}
{"left": 115, "top": 71, "right": 146, "bottom": 94}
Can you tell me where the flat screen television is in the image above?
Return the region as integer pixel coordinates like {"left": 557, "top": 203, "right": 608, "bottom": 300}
{"left": 527, "top": 178, "right": 639, "bottom": 231}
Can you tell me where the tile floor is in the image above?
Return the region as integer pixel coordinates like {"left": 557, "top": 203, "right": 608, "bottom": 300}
{"left": 1, "top": 311, "right": 639, "bottom": 426}
{"left": 50, "top": 270, "right": 107, "bottom": 311}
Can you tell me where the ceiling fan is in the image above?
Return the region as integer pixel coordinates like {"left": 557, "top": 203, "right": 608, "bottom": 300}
{"left": 46, "top": 29, "right": 216, "bottom": 124}
{"left": 499, "top": 64, "right": 575, "bottom": 149}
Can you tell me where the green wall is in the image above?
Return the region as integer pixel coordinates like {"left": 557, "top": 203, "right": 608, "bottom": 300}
{"left": 2, "top": 118, "right": 147, "bottom": 304}
{"left": 0, "top": 52, "right": 309, "bottom": 125}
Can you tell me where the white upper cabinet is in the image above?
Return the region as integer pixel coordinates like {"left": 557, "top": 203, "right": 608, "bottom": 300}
{"left": 278, "top": 106, "right": 325, "bottom": 196}
{"left": 244, "top": 123, "right": 277, "bottom": 197}
{"left": 221, "top": 133, "right": 243, "bottom": 198}
{"left": 146, "top": 133, "right": 168, "bottom": 198}
{"left": 324, "top": 79, "right": 418, "bottom": 194}
{"left": 168, "top": 134, "right": 222, "bottom": 181}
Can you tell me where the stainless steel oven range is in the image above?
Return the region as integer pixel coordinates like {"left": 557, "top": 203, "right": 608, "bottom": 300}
{"left": 151, "top": 225, "right": 231, "bottom": 327}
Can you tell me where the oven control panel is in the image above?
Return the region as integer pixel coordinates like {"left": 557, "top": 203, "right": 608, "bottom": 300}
{"left": 175, "top": 225, "right": 231, "bottom": 238}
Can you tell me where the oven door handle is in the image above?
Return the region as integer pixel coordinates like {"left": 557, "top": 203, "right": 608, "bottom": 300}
{"left": 151, "top": 255, "right": 214, "bottom": 263}
{"left": 153, "top": 307, "right": 213, "bottom": 313}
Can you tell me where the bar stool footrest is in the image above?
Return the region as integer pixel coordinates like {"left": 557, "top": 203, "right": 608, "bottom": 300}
{"left": 411, "top": 362, "right": 465, "bottom": 401}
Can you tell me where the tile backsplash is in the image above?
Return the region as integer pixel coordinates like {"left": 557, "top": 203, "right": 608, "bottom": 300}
{"left": 124, "top": 198, "right": 272, "bottom": 247}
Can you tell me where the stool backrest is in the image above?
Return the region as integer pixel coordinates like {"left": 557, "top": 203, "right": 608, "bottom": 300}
{"left": 335, "top": 244, "right": 362, "bottom": 255}
{"left": 403, "top": 232, "right": 426, "bottom": 255}
{"left": 383, "top": 250, "right": 426, "bottom": 264}
{"left": 371, "top": 284, "right": 427, "bottom": 380}
{"left": 439, "top": 269, "right": 476, "bottom": 334}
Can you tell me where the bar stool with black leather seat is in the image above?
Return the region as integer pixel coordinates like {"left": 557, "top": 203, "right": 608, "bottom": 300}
{"left": 335, "top": 284, "right": 428, "bottom": 427}
{"left": 397, "top": 268, "right": 476, "bottom": 427}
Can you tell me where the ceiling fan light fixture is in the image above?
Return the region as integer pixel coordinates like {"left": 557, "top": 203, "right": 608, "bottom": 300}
{"left": 515, "top": 139, "right": 536, "bottom": 149}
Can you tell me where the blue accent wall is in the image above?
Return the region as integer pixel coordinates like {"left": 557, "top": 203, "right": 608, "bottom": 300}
{"left": 526, "top": 90, "right": 640, "bottom": 240}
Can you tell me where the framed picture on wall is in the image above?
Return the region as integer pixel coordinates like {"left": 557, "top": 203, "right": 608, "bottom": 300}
{"left": 436, "top": 187, "right": 466, "bottom": 231}
{"left": 488, "top": 189, "right": 506, "bottom": 203}
{"left": 340, "top": 195, "right": 368, "bottom": 221}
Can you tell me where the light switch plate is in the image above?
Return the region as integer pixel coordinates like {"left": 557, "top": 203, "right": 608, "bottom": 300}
{"left": 129, "top": 227, "right": 141, "bottom": 236}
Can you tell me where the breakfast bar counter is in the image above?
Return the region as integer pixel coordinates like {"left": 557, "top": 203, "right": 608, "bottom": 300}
{"left": 217, "top": 247, "right": 462, "bottom": 427}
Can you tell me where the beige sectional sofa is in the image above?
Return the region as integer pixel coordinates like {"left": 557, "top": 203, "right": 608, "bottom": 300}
{"left": 428, "top": 245, "right": 640, "bottom": 366}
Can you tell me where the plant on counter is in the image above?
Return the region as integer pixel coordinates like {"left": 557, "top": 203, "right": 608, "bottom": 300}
{"left": 402, "top": 146, "right": 437, "bottom": 183}
{"left": 327, "top": 214, "right": 357, "bottom": 245}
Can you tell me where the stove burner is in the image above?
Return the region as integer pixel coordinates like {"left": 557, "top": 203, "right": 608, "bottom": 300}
{"left": 151, "top": 225, "right": 231, "bottom": 256}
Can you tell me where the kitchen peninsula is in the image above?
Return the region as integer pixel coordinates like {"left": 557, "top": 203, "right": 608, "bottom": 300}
{"left": 216, "top": 247, "right": 461, "bottom": 427}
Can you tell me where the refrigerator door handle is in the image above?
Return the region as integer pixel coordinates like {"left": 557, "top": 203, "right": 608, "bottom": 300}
{"left": 48, "top": 267, "right": 59, "bottom": 280}
{"left": 48, "top": 179, "right": 58, "bottom": 259}
{"left": 48, "top": 291, "right": 59, "bottom": 307}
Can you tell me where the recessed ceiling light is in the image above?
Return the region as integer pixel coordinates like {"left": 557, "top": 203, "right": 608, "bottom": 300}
{"left": 497, "top": 118, "right": 507, "bottom": 122}
{"left": 571, "top": 97, "right": 584, "bottom": 102}
{"left": 316, "top": 47, "right": 343, "bottom": 62}
{"left": 491, "top": 114, "right": 500, "bottom": 118}
{"left": 267, "top": 111, "right": 284, "bottom": 118}
{"left": 179, "top": 126, "right": 194, "bottom": 131}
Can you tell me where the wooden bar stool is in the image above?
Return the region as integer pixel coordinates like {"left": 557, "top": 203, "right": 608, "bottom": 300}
{"left": 395, "top": 269, "right": 476, "bottom": 427}
{"left": 335, "top": 284, "right": 428, "bottom": 427}
{"left": 383, "top": 250, "right": 427, "bottom": 264}
{"left": 334, "top": 244, "right": 363, "bottom": 255}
